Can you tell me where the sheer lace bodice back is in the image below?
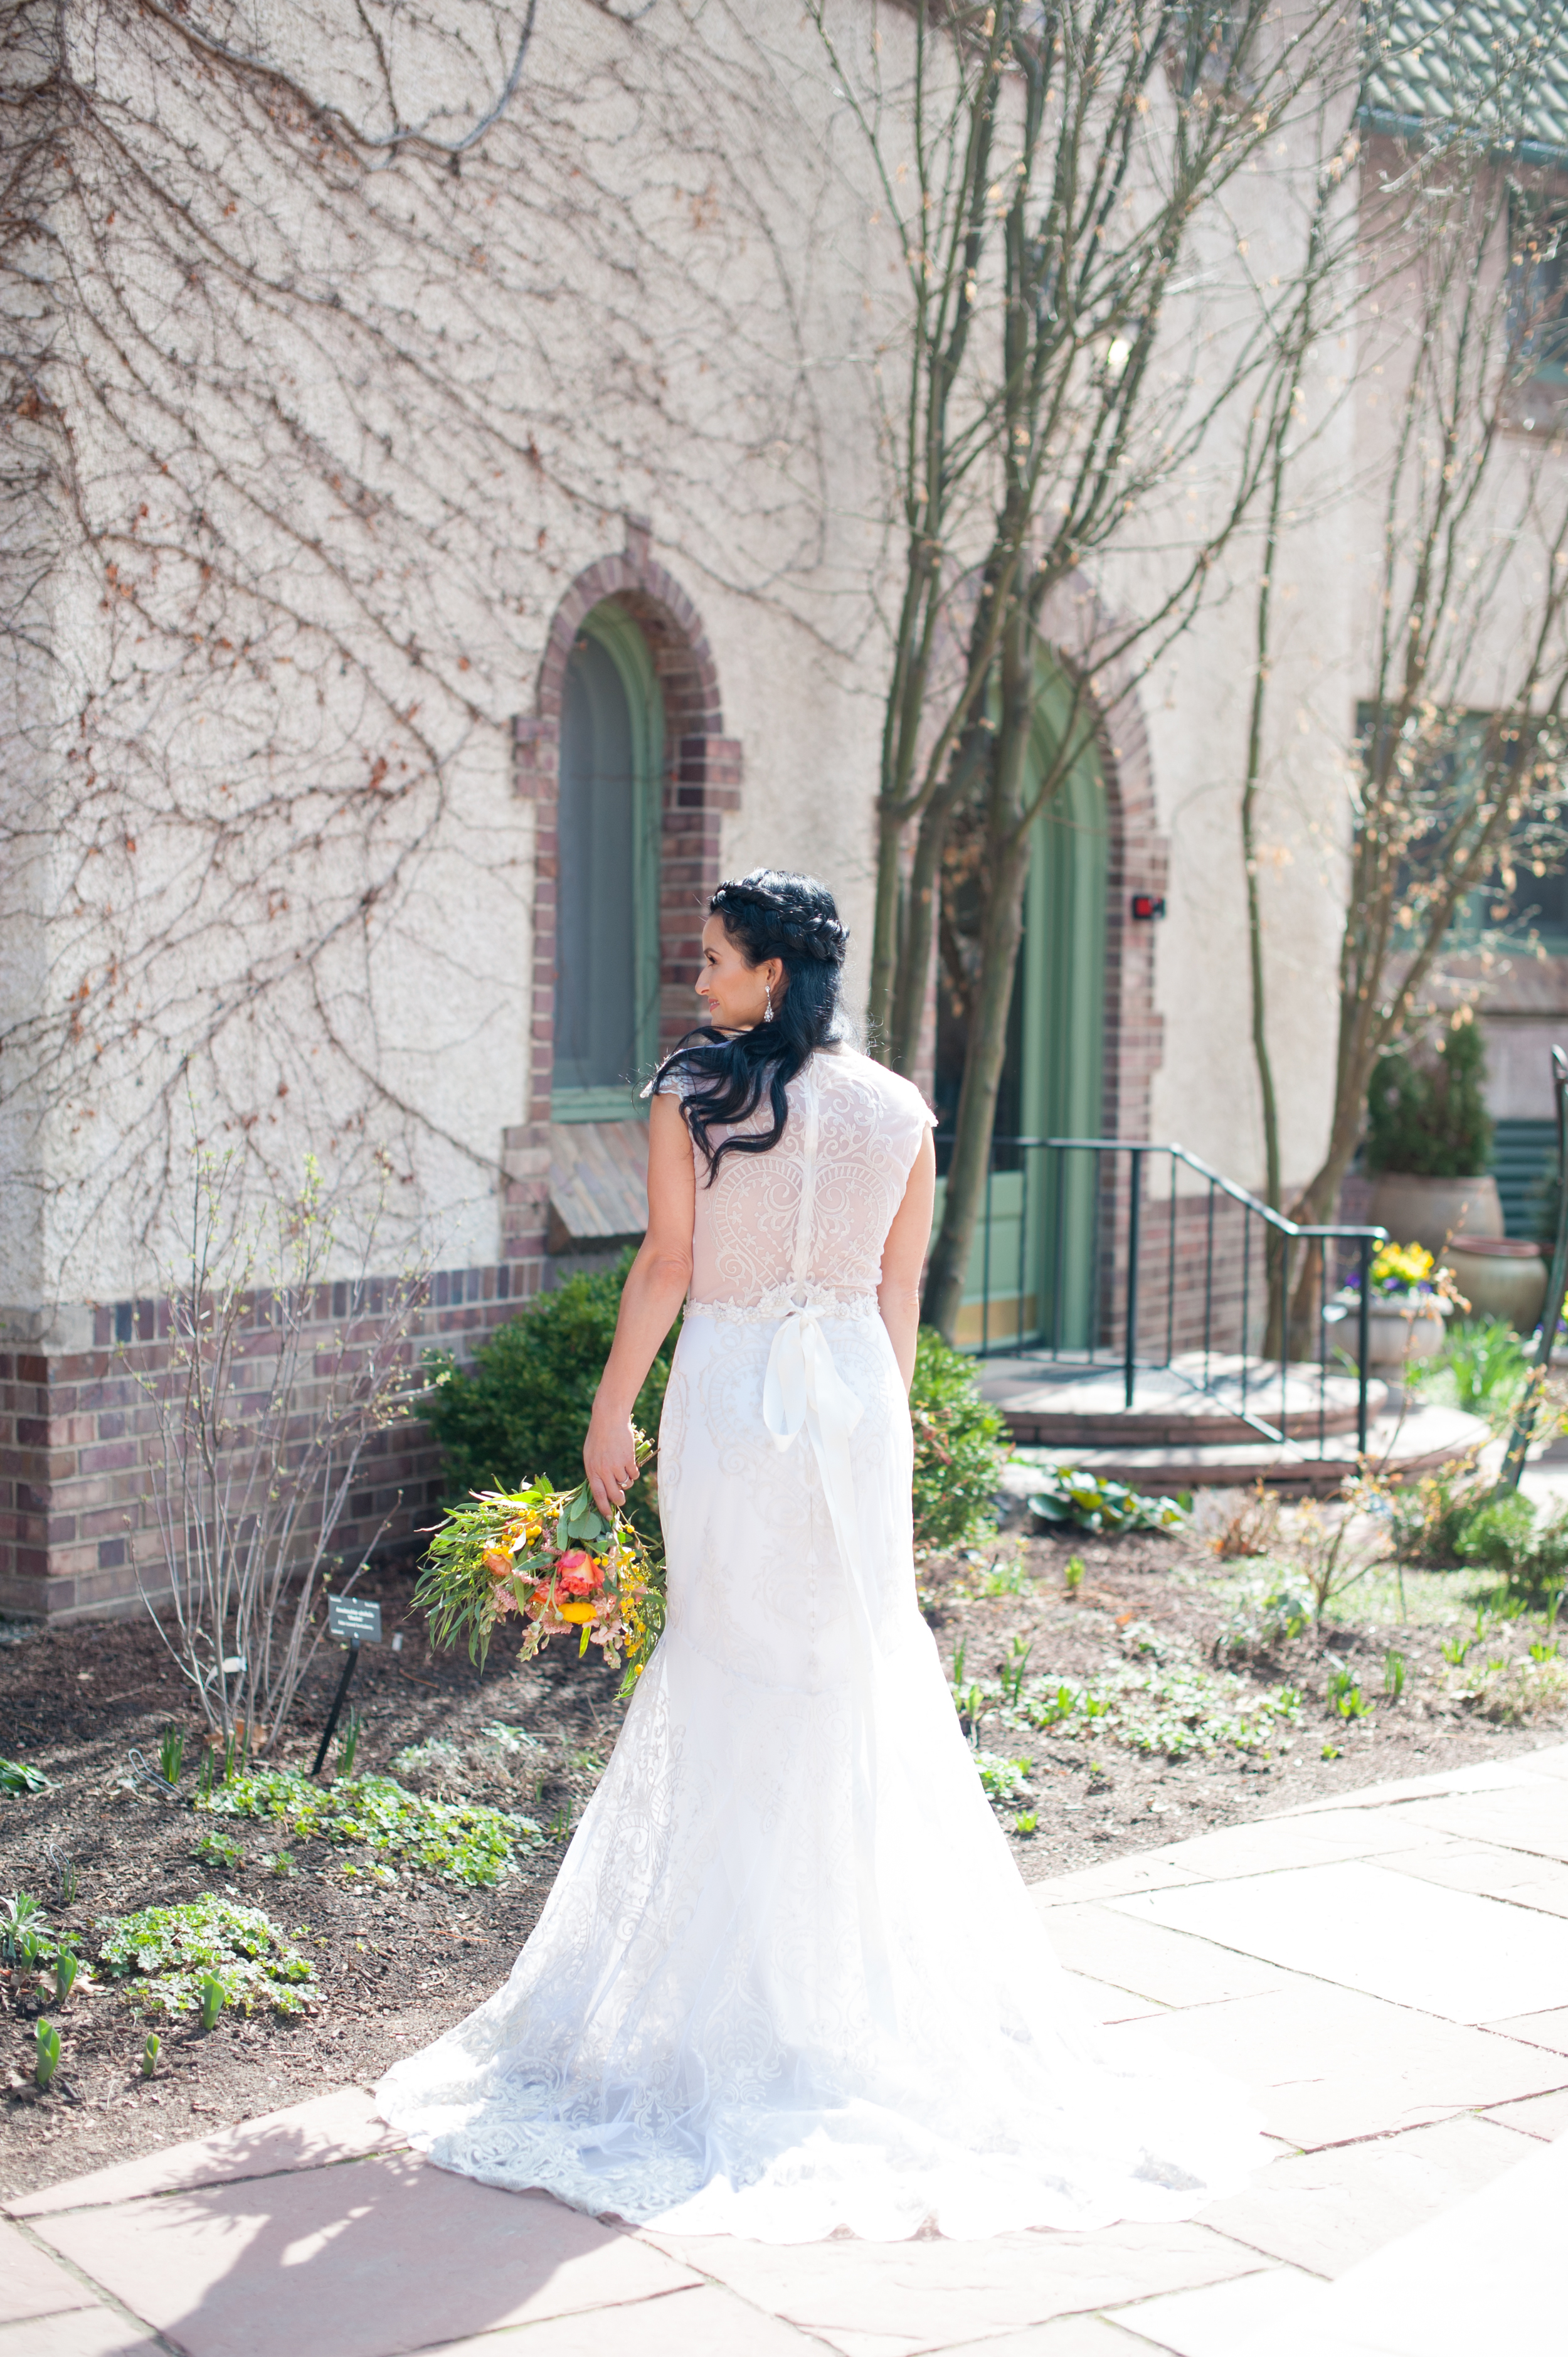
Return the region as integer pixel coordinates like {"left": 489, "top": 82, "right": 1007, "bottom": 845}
{"left": 676, "top": 1046, "right": 934, "bottom": 1314}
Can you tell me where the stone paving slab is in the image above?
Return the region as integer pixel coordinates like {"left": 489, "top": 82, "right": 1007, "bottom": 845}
{"left": 0, "top": 2218, "right": 99, "bottom": 2324}
{"left": 972, "top": 2323, "right": 1153, "bottom": 2354}
{"left": 5, "top": 1740, "right": 1568, "bottom": 2357}
{"left": 29, "top": 2155, "right": 702, "bottom": 2357}
{"left": 1113, "top": 2261, "right": 1323, "bottom": 2355}
{"left": 1106, "top": 1971, "right": 1568, "bottom": 2149}
{"left": 1484, "top": 2083, "right": 1568, "bottom": 2137}
{"left": 1391, "top": 1779, "right": 1568, "bottom": 1863}
{"left": 637, "top": 2219, "right": 1263, "bottom": 2357}
{"left": 1264, "top": 2114, "right": 1568, "bottom": 2356}
{"left": 1110, "top": 1856, "right": 1568, "bottom": 2022}
{"left": 1480, "top": 2003, "right": 1568, "bottom": 2052}
{"left": 1373, "top": 1836, "right": 1568, "bottom": 1918}
{"left": 413, "top": 2283, "right": 816, "bottom": 2355}
{"left": 1037, "top": 1905, "right": 1291, "bottom": 2011}
{"left": 8, "top": 2087, "right": 399, "bottom": 2219}
{"left": 0, "top": 2316, "right": 166, "bottom": 2357}
{"left": 1284, "top": 1755, "right": 1556, "bottom": 1812}
{"left": 1189, "top": 2110, "right": 1530, "bottom": 2277}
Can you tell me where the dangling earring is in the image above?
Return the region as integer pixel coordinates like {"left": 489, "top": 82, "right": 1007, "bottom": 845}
{"left": 763, "top": 980, "right": 774, "bottom": 1024}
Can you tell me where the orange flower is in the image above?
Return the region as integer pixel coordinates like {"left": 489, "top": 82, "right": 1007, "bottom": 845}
{"left": 556, "top": 1549, "right": 605, "bottom": 1598}
{"left": 483, "top": 1547, "right": 513, "bottom": 1578}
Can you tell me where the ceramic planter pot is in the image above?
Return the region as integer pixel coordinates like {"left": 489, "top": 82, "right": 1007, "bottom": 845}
{"left": 1447, "top": 1235, "right": 1547, "bottom": 1334}
{"left": 1367, "top": 1172, "right": 1503, "bottom": 1260}
{"left": 1330, "top": 1294, "right": 1450, "bottom": 1370}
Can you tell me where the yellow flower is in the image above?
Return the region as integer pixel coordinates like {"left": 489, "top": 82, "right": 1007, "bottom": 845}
{"left": 1370, "top": 1240, "right": 1435, "bottom": 1290}
{"left": 559, "top": 1601, "right": 597, "bottom": 1624}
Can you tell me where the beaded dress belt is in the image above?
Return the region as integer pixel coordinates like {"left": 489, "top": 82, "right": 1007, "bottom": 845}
{"left": 684, "top": 1289, "right": 878, "bottom": 1323}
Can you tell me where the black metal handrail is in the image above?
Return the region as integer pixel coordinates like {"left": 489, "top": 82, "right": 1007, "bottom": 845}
{"left": 938, "top": 1135, "right": 1389, "bottom": 1457}
{"left": 1500, "top": 1045, "right": 1568, "bottom": 1489}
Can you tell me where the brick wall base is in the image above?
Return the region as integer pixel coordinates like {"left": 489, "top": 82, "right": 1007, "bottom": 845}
{"left": 0, "top": 1263, "right": 536, "bottom": 1625}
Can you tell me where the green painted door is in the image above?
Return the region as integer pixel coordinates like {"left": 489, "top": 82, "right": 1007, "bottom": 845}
{"left": 935, "top": 663, "right": 1108, "bottom": 1350}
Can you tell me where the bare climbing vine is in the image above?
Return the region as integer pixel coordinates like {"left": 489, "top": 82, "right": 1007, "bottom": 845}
{"left": 0, "top": 0, "right": 874, "bottom": 1300}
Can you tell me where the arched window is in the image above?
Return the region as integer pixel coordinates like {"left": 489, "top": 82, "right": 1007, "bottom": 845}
{"left": 553, "top": 605, "right": 662, "bottom": 1119}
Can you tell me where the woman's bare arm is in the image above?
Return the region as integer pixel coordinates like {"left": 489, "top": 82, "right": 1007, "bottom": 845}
{"left": 583, "top": 1093, "right": 696, "bottom": 1514}
{"left": 878, "top": 1126, "right": 936, "bottom": 1393}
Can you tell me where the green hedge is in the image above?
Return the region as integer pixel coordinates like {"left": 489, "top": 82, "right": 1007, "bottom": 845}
{"left": 422, "top": 1252, "right": 675, "bottom": 1540}
{"left": 909, "top": 1325, "right": 1010, "bottom": 1552}
{"left": 1366, "top": 1014, "right": 1492, "bottom": 1179}
{"left": 423, "top": 1271, "right": 1008, "bottom": 1558}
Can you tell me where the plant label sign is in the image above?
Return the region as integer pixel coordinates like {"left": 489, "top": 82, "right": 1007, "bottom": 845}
{"left": 328, "top": 1596, "right": 382, "bottom": 1646}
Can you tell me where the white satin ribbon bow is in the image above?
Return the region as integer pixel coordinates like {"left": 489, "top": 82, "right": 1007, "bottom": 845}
{"left": 762, "top": 1301, "right": 879, "bottom": 1652}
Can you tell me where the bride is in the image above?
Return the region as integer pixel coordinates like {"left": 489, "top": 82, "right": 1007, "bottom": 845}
{"left": 376, "top": 869, "right": 1261, "bottom": 2241}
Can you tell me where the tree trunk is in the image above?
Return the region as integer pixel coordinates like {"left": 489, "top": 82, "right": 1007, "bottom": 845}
{"left": 1244, "top": 436, "right": 1288, "bottom": 1354}
{"left": 923, "top": 605, "right": 1035, "bottom": 1338}
{"left": 888, "top": 717, "right": 992, "bottom": 1076}
{"left": 867, "top": 796, "right": 909, "bottom": 1054}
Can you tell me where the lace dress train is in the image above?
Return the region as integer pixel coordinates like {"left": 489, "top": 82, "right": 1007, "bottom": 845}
{"left": 376, "top": 1050, "right": 1262, "bottom": 2240}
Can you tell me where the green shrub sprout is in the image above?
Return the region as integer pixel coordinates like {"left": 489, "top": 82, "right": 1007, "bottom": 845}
{"left": 423, "top": 1250, "right": 674, "bottom": 1543}
{"left": 95, "top": 1896, "right": 317, "bottom": 2018}
{"left": 200, "top": 1766, "right": 542, "bottom": 1888}
{"left": 909, "top": 1327, "right": 1009, "bottom": 1551}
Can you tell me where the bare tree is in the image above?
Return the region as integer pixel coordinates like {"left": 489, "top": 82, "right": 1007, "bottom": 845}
{"left": 816, "top": 0, "right": 1367, "bottom": 1334}
{"left": 1231, "top": 20, "right": 1568, "bottom": 1356}
{"left": 135, "top": 1142, "right": 428, "bottom": 1751}
{"left": 1276, "top": 147, "right": 1568, "bottom": 1343}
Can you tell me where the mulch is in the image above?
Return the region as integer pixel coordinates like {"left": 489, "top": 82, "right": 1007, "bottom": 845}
{"left": 2, "top": 1519, "right": 1560, "bottom": 2198}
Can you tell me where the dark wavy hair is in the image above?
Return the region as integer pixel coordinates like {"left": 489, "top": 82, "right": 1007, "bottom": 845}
{"left": 657, "top": 870, "right": 849, "bottom": 1181}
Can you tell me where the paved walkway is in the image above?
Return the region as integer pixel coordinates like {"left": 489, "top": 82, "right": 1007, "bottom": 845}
{"left": 6, "top": 1748, "right": 1568, "bottom": 2356}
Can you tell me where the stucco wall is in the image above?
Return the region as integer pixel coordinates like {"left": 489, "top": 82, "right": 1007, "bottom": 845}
{"left": 1, "top": 0, "right": 907, "bottom": 1316}
{"left": 10, "top": 6, "right": 1563, "bottom": 1300}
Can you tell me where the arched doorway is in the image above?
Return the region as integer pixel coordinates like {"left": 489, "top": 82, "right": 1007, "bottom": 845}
{"left": 553, "top": 603, "right": 663, "bottom": 1120}
{"left": 935, "top": 660, "right": 1109, "bottom": 1348}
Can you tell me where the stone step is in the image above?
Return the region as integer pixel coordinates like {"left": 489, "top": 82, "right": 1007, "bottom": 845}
{"left": 977, "top": 1351, "right": 1389, "bottom": 1446}
{"left": 1000, "top": 1398, "right": 1493, "bottom": 1498}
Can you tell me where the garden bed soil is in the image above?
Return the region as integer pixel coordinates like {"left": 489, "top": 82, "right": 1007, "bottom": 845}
{"left": 3, "top": 1516, "right": 1562, "bottom": 2198}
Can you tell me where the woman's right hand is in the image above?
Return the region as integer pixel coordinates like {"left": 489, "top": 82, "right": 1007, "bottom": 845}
{"left": 584, "top": 1398, "right": 642, "bottom": 1519}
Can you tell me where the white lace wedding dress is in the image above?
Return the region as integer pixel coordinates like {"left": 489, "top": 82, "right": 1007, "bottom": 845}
{"left": 376, "top": 1046, "right": 1261, "bottom": 2240}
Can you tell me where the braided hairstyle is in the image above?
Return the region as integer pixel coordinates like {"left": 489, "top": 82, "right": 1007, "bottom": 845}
{"left": 657, "top": 870, "right": 849, "bottom": 1181}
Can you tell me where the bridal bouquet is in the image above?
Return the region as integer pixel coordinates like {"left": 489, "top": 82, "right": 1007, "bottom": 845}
{"left": 413, "top": 1438, "right": 664, "bottom": 1689}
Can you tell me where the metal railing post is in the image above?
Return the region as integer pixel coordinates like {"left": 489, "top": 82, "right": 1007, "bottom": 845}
{"left": 930, "top": 1132, "right": 1385, "bottom": 1449}
{"left": 1357, "top": 1232, "right": 1372, "bottom": 1458}
{"left": 982, "top": 1148, "right": 993, "bottom": 1354}
{"left": 1124, "top": 1147, "right": 1143, "bottom": 1410}
{"left": 1500, "top": 1045, "right": 1568, "bottom": 1489}
{"left": 1166, "top": 1154, "right": 1177, "bottom": 1366}
{"left": 1240, "top": 1206, "right": 1252, "bottom": 1425}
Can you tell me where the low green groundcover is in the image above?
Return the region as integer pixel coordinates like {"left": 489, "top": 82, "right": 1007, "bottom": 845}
{"left": 95, "top": 1896, "right": 317, "bottom": 2018}
{"left": 198, "top": 1767, "right": 543, "bottom": 1888}
{"left": 1029, "top": 1467, "right": 1187, "bottom": 1535}
{"left": 1017, "top": 1656, "right": 1301, "bottom": 1758}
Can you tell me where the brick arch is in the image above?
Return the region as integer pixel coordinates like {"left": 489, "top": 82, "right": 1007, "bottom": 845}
{"left": 503, "top": 519, "right": 743, "bottom": 1284}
